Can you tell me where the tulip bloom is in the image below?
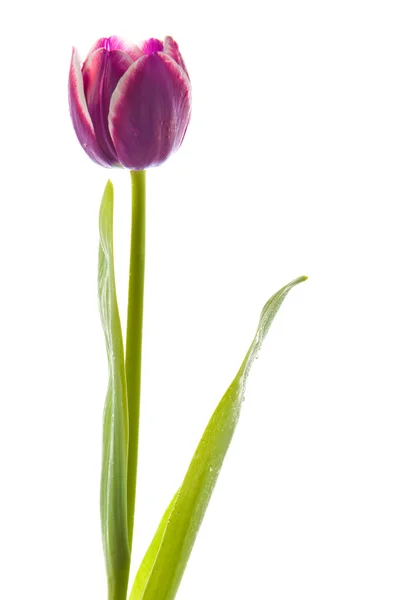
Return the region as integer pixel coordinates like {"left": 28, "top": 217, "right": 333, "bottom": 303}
{"left": 69, "top": 36, "right": 191, "bottom": 170}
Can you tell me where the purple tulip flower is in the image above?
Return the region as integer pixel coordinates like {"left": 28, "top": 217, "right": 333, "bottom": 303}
{"left": 69, "top": 36, "right": 191, "bottom": 170}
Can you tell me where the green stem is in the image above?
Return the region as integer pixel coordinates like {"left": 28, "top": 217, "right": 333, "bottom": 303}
{"left": 108, "top": 569, "right": 130, "bottom": 600}
{"left": 126, "top": 170, "right": 146, "bottom": 555}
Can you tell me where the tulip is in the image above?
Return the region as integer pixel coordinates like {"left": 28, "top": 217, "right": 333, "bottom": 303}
{"left": 69, "top": 35, "right": 191, "bottom": 170}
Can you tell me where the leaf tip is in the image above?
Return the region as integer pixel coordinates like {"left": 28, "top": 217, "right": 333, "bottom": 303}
{"left": 287, "top": 275, "right": 308, "bottom": 290}
{"left": 105, "top": 178, "right": 114, "bottom": 193}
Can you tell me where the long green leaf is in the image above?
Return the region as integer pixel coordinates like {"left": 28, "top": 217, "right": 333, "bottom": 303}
{"left": 98, "top": 180, "right": 130, "bottom": 599}
{"left": 130, "top": 275, "right": 307, "bottom": 600}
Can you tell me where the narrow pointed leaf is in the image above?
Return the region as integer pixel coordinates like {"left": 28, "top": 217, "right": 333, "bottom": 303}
{"left": 131, "top": 491, "right": 180, "bottom": 598}
{"left": 130, "top": 275, "right": 307, "bottom": 600}
{"left": 98, "top": 181, "right": 130, "bottom": 596}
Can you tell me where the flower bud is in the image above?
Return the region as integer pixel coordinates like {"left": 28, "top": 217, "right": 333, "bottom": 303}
{"left": 69, "top": 36, "right": 191, "bottom": 170}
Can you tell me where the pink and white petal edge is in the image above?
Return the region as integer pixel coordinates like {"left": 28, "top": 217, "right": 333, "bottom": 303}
{"left": 86, "top": 37, "right": 108, "bottom": 56}
{"left": 163, "top": 36, "right": 190, "bottom": 79}
{"left": 86, "top": 36, "right": 143, "bottom": 62}
{"left": 107, "top": 36, "right": 144, "bottom": 61}
{"left": 69, "top": 48, "right": 112, "bottom": 167}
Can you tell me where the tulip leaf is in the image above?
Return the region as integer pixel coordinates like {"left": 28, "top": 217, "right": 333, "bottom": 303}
{"left": 130, "top": 275, "right": 307, "bottom": 600}
{"left": 98, "top": 181, "right": 130, "bottom": 598}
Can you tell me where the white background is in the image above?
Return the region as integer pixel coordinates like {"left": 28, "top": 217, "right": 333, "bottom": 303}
{"left": 1, "top": 0, "right": 400, "bottom": 598}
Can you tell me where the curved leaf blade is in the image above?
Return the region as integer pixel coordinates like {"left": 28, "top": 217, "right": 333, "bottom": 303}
{"left": 130, "top": 275, "right": 307, "bottom": 600}
{"left": 98, "top": 181, "right": 130, "bottom": 596}
{"left": 131, "top": 491, "right": 180, "bottom": 599}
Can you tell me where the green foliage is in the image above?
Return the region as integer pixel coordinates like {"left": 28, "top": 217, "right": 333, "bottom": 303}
{"left": 98, "top": 181, "right": 130, "bottom": 600}
{"left": 130, "top": 276, "right": 307, "bottom": 600}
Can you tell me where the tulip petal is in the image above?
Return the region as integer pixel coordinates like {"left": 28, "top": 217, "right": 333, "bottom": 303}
{"left": 163, "top": 36, "right": 189, "bottom": 79}
{"left": 141, "top": 38, "right": 164, "bottom": 55}
{"left": 82, "top": 48, "right": 134, "bottom": 165}
{"left": 109, "top": 53, "right": 192, "bottom": 170}
{"left": 68, "top": 48, "right": 113, "bottom": 167}
{"left": 87, "top": 36, "right": 143, "bottom": 62}
{"left": 87, "top": 37, "right": 109, "bottom": 55}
